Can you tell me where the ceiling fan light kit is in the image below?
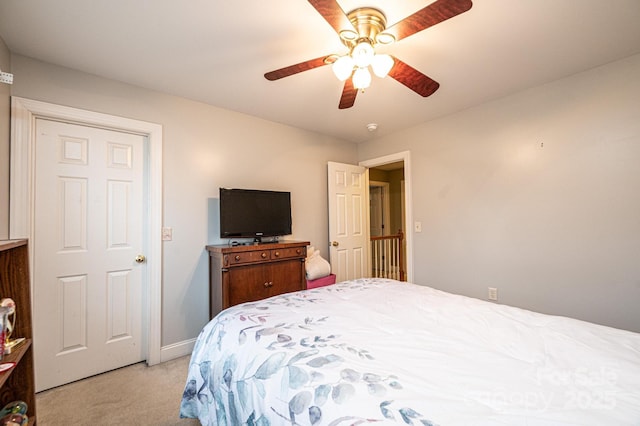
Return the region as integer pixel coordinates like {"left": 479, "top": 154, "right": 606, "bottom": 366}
{"left": 335, "top": 33, "right": 396, "bottom": 90}
{"left": 265, "top": 0, "right": 473, "bottom": 109}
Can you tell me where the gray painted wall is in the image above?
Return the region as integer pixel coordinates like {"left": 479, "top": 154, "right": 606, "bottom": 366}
{"left": 4, "top": 38, "right": 639, "bottom": 355}
{"left": 359, "top": 53, "right": 640, "bottom": 333}
{"left": 9, "top": 55, "right": 358, "bottom": 347}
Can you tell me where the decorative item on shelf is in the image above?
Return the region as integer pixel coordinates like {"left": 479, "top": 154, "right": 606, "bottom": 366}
{"left": 0, "top": 299, "right": 25, "bottom": 355}
{"left": 0, "top": 413, "right": 27, "bottom": 426}
{"left": 0, "top": 362, "right": 16, "bottom": 373}
{"left": 0, "top": 305, "right": 9, "bottom": 360}
{"left": 0, "top": 400, "right": 27, "bottom": 426}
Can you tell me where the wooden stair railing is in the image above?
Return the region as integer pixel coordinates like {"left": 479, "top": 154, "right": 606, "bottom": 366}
{"left": 370, "top": 229, "right": 405, "bottom": 281}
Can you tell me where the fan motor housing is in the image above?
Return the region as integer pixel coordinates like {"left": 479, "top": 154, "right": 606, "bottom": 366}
{"left": 342, "top": 8, "right": 387, "bottom": 48}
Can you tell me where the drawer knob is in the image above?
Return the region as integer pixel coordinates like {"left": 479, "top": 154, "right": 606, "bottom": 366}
{"left": 274, "top": 251, "right": 280, "bottom": 257}
{"left": 263, "top": 281, "right": 273, "bottom": 288}
{"left": 296, "top": 249, "right": 301, "bottom": 254}
{"left": 261, "top": 252, "right": 267, "bottom": 259}
{"left": 234, "top": 255, "right": 241, "bottom": 261}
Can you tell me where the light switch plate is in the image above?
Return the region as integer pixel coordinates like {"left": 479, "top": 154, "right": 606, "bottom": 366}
{"left": 162, "top": 227, "right": 173, "bottom": 241}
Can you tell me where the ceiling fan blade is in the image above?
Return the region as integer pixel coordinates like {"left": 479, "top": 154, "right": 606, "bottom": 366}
{"left": 307, "top": 0, "right": 356, "bottom": 35}
{"left": 385, "top": 0, "right": 473, "bottom": 42}
{"left": 338, "top": 78, "right": 358, "bottom": 109}
{"left": 388, "top": 56, "right": 440, "bottom": 97}
{"left": 264, "top": 56, "right": 330, "bottom": 81}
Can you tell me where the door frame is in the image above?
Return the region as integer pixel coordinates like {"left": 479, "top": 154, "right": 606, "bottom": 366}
{"left": 9, "top": 96, "right": 163, "bottom": 366}
{"left": 359, "top": 151, "right": 413, "bottom": 282}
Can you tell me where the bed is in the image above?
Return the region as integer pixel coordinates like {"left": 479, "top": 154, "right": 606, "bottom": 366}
{"left": 180, "top": 278, "right": 640, "bottom": 425}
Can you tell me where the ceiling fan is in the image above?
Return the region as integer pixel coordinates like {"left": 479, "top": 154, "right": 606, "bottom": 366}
{"left": 264, "top": 0, "right": 473, "bottom": 109}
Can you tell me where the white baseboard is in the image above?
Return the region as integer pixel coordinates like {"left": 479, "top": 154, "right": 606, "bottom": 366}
{"left": 158, "top": 338, "right": 196, "bottom": 364}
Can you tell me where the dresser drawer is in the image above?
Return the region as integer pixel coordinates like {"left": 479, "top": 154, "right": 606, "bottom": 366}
{"left": 225, "top": 249, "right": 271, "bottom": 266}
{"left": 271, "top": 246, "right": 306, "bottom": 260}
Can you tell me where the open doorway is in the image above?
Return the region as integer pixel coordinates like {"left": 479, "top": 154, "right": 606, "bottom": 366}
{"left": 360, "top": 151, "right": 412, "bottom": 282}
{"left": 369, "top": 181, "right": 390, "bottom": 237}
{"left": 368, "top": 161, "right": 406, "bottom": 281}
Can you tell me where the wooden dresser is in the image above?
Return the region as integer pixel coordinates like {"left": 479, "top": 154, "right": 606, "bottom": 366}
{"left": 0, "top": 240, "right": 36, "bottom": 423}
{"left": 207, "top": 240, "right": 309, "bottom": 319}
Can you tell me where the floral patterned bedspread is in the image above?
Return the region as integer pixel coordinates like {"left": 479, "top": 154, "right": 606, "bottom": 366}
{"left": 180, "top": 278, "right": 640, "bottom": 425}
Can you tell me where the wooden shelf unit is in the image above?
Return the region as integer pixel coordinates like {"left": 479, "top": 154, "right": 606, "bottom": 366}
{"left": 207, "top": 240, "right": 309, "bottom": 319}
{"left": 0, "top": 239, "right": 36, "bottom": 423}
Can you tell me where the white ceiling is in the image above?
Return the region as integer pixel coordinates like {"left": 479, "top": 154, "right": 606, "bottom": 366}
{"left": 1, "top": 1, "right": 639, "bottom": 143}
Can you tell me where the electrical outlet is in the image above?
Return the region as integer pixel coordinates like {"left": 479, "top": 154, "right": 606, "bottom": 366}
{"left": 0, "top": 70, "right": 13, "bottom": 85}
{"left": 414, "top": 221, "right": 422, "bottom": 233}
{"left": 488, "top": 287, "right": 498, "bottom": 301}
{"left": 162, "top": 227, "right": 173, "bottom": 241}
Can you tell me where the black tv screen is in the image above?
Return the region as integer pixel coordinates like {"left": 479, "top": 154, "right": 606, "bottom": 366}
{"left": 219, "top": 188, "right": 292, "bottom": 240}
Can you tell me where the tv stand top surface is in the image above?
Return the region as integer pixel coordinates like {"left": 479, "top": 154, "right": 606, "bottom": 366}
{"left": 206, "top": 240, "right": 310, "bottom": 254}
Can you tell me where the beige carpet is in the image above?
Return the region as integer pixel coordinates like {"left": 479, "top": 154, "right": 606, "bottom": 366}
{"left": 36, "top": 355, "right": 201, "bottom": 425}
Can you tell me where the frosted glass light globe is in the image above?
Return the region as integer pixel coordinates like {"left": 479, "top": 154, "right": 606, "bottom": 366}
{"left": 371, "top": 54, "right": 394, "bottom": 78}
{"left": 332, "top": 56, "right": 354, "bottom": 81}
{"left": 351, "top": 41, "right": 374, "bottom": 68}
{"left": 352, "top": 67, "right": 372, "bottom": 90}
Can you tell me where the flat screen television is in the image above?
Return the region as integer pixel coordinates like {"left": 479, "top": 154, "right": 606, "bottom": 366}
{"left": 219, "top": 188, "right": 292, "bottom": 242}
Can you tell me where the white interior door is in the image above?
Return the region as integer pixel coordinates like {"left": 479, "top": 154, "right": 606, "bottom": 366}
{"left": 327, "top": 161, "right": 369, "bottom": 283}
{"left": 33, "top": 119, "right": 146, "bottom": 391}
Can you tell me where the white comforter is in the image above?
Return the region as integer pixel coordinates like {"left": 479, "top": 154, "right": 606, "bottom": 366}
{"left": 180, "top": 278, "right": 640, "bottom": 425}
